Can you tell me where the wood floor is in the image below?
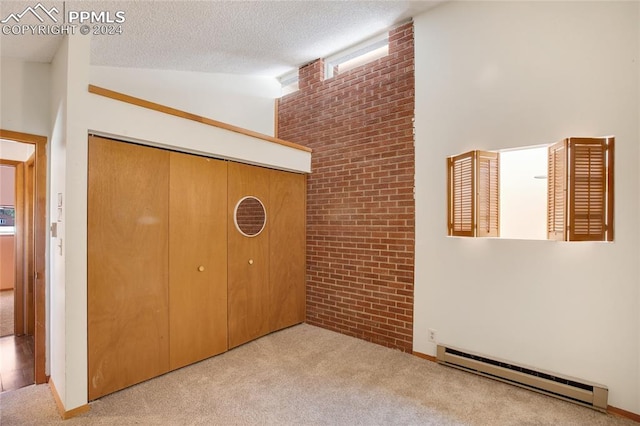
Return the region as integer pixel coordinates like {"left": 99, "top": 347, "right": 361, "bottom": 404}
{"left": 0, "top": 334, "right": 34, "bottom": 392}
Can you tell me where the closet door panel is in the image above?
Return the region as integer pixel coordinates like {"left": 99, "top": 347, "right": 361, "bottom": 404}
{"left": 169, "top": 153, "right": 228, "bottom": 370}
{"left": 88, "top": 136, "right": 170, "bottom": 400}
{"left": 227, "top": 162, "right": 270, "bottom": 348}
{"left": 269, "top": 170, "right": 306, "bottom": 331}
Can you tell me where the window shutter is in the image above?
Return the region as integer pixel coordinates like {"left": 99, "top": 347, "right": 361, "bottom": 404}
{"left": 447, "top": 151, "right": 475, "bottom": 236}
{"left": 547, "top": 137, "right": 614, "bottom": 242}
{"left": 476, "top": 151, "right": 499, "bottom": 237}
{"left": 547, "top": 140, "right": 567, "bottom": 241}
{"left": 567, "top": 137, "right": 614, "bottom": 242}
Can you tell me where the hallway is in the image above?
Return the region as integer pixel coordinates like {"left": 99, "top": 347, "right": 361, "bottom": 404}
{"left": 0, "top": 290, "right": 34, "bottom": 392}
{"left": 0, "top": 334, "right": 34, "bottom": 392}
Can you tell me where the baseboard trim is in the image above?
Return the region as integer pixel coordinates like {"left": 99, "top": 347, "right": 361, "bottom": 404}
{"left": 48, "top": 378, "right": 90, "bottom": 420}
{"left": 412, "top": 350, "right": 437, "bottom": 363}
{"left": 414, "top": 352, "right": 639, "bottom": 422}
{"left": 608, "top": 405, "right": 640, "bottom": 423}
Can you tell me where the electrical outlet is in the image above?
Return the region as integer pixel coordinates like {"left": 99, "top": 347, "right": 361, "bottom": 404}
{"left": 428, "top": 328, "right": 437, "bottom": 343}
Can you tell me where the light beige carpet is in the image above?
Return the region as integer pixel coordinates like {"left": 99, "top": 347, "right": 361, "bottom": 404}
{"left": 0, "top": 290, "right": 13, "bottom": 337}
{"left": 0, "top": 324, "right": 636, "bottom": 425}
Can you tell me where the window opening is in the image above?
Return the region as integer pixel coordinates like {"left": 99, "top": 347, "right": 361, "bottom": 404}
{"left": 446, "top": 137, "right": 614, "bottom": 242}
{"left": 325, "top": 32, "right": 389, "bottom": 79}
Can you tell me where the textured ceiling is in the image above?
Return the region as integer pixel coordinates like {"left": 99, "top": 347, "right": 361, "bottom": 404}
{"left": 0, "top": 0, "right": 443, "bottom": 77}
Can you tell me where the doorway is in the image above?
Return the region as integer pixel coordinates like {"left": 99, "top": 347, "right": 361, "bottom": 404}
{"left": 0, "top": 129, "right": 47, "bottom": 391}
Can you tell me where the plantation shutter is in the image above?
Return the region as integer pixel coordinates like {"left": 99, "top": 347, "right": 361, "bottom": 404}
{"left": 568, "top": 137, "right": 614, "bottom": 242}
{"left": 547, "top": 140, "right": 567, "bottom": 241}
{"left": 476, "top": 151, "right": 500, "bottom": 237}
{"left": 547, "top": 137, "right": 614, "bottom": 242}
{"left": 448, "top": 150, "right": 499, "bottom": 237}
{"left": 447, "top": 151, "right": 475, "bottom": 237}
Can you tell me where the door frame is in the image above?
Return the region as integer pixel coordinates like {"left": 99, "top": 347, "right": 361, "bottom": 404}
{"left": 0, "top": 129, "right": 47, "bottom": 384}
{"left": 12, "top": 160, "right": 26, "bottom": 335}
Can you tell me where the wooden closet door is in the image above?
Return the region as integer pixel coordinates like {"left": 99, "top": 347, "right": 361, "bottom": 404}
{"left": 227, "top": 162, "right": 270, "bottom": 348}
{"left": 88, "top": 136, "right": 169, "bottom": 400}
{"left": 269, "top": 170, "right": 306, "bottom": 331}
{"left": 169, "top": 153, "right": 228, "bottom": 370}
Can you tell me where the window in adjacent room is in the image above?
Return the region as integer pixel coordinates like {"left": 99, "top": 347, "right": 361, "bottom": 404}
{"left": 0, "top": 206, "right": 15, "bottom": 234}
{"left": 446, "top": 136, "right": 614, "bottom": 242}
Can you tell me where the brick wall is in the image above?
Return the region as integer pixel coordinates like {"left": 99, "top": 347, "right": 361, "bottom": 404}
{"left": 278, "top": 22, "right": 415, "bottom": 352}
{"left": 235, "top": 197, "right": 266, "bottom": 236}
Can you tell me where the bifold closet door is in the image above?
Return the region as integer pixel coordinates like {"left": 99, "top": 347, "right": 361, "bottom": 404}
{"left": 227, "top": 162, "right": 270, "bottom": 349}
{"left": 88, "top": 136, "right": 170, "bottom": 401}
{"left": 169, "top": 152, "right": 228, "bottom": 370}
{"left": 269, "top": 170, "right": 306, "bottom": 331}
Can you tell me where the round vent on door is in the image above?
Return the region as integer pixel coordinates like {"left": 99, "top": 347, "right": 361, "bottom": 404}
{"left": 234, "top": 196, "right": 266, "bottom": 237}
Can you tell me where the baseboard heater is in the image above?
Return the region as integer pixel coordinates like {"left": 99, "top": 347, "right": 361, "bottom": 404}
{"left": 436, "top": 345, "right": 608, "bottom": 412}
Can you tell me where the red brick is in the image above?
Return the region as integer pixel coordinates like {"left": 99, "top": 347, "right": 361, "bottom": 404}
{"left": 278, "top": 22, "right": 415, "bottom": 353}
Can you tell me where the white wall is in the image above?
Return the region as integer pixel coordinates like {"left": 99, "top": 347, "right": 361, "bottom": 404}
{"left": 414, "top": 1, "right": 639, "bottom": 414}
{"left": 87, "top": 65, "right": 307, "bottom": 173}
{"left": 49, "top": 35, "right": 69, "bottom": 406}
{"left": 0, "top": 58, "right": 51, "bottom": 136}
{"left": 90, "top": 66, "right": 280, "bottom": 136}
{"left": 64, "top": 33, "right": 93, "bottom": 411}
{"left": 86, "top": 95, "right": 310, "bottom": 173}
